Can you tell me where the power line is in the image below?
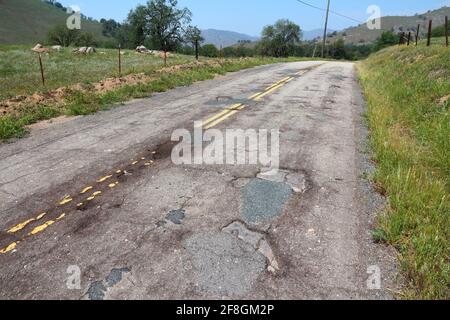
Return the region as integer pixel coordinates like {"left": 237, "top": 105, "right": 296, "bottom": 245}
{"left": 295, "top": 0, "right": 365, "bottom": 24}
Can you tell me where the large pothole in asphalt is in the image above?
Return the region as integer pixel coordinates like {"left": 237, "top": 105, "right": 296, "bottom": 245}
{"left": 183, "top": 232, "right": 266, "bottom": 297}
{"left": 242, "top": 179, "right": 292, "bottom": 224}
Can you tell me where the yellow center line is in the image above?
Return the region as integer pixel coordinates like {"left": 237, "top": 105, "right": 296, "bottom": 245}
{"left": 204, "top": 110, "right": 239, "bottom": 130}
{"left": 97, "top": 175, "right": 112, "bottom": 183}
{"left": 59, "top": 197, "right": 73, "bottom": 206}
{"left": 254, "top": 77, "right": 294, "bottom": 101}
{"left": 0, "top": 69, "right": 315, "bottom": 255}
{"left": 264, "top": 76, "right": 292, "bottom": 91}
{"left": 80, "top": 186, "right": 93, "bottom": 194}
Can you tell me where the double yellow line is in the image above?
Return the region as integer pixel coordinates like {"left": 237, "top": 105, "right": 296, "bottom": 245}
{"left": 0, "top": 67, "right": 315, "bottom": 255}
{"left": 201, "top": 75, "right": 295, "bottom": 130}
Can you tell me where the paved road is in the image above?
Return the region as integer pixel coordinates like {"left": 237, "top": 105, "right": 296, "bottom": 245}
{"left": 0, "top": 61, "right": 396, "bottom": 300}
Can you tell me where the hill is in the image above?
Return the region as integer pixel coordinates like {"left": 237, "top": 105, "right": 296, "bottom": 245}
{"left": 201, "top": 29, "right": 259, "bottom": 48}
{"left": 0, "top": 0, "right": 107, "bottom": 45}
{"left": 303, "top": 28, "right": 335, "bottom": 41}
{"left": 330, "top": 6, "right": 450, "bottom": 44}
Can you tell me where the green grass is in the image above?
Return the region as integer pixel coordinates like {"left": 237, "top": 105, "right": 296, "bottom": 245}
{"left": 0, "top": 45, "right": 196, "bottom": 100}
{"left": 357, "top": 42, "right": 449, "bottom": 300}
{"left": 0, "top": 0, "right": 107, "bottom": 45}
{"left": 0, "top": 45, "right": 312, "bottom": 140}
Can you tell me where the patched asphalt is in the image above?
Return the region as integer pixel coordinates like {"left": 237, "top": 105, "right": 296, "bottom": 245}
{"left": 0, "top": 61, "right": 397, "bottom": 300}
{"left": 242, "top": 179, "right": 292, "bottom": 224}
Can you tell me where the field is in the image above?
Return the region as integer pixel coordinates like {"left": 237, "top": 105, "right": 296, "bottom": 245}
{"left": 0, "top": 45, "right": 313, "bottom": 140}
{"left": 0, "top": 0, "right": 107, "bottom": 45}
{"left": 0, "top": 45, "right": 195, "bottom": 100}
{"left": 358, "top": 42, "right": 449, "bottom": 299}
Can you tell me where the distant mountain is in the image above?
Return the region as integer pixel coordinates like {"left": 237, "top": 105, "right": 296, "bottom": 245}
{"left": 329, "top": 6, "right": 450, "bottom": 44}
{"left": 0, "top": 0, "right": 108, "bottom": 45}
{"left": 201, "top": 29, "right": 259, "bottom": 48}
{"left": 303, "top": 29, "right": 335, "bottom": 41}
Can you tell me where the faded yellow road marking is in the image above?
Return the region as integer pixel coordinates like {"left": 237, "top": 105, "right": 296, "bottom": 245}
{"left": 1, "top": 67, "right": 316, "bottom": 254}
{"left": 204, "top": 110, "right": 239, "bottom": 130}
{"left": 29, "top": 220, "right": 55, "bottom": 236}
{"left": 80, "top": 186, "right": 93, "bottom": 194}
{"left": 254, "top": 77, "right": 294, "bottom": 101}
{"left": 36, "top": 212, "right": 47, "bottom": 220}
{"left": 7, "top": 219, "right": 35, "bottom": 233}
{"left": 97, "top": 175, "right": 112, "bottom": 183}
{"left": 59, "top": 197, "right": 73, "bottom": 205}
{"left": 56, "top": 213, "right": 66, "bottom": 221}
{"left": 264, "top": 76, "right": 291, "bottom": 91}
{"left": 0, "top": 242, "right": 18, "bottom": 254}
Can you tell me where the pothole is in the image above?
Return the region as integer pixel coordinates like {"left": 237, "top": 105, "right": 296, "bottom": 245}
{"left": 166, "top": 209, "right": 186, "bottom": 225}
{"left": 87, "top": 267, "right": 131, "bottom": 300}
{"left": 242, "top": 179, "right": 292, "bottom": 224}
{"left": 183, "top": 232, "right": 266, "bottom": 297}
{"left": 222, "top": 221, "right": 280, "bottom": 274}
{"left": 257, "top": 169, "right": 309, "bottom": 194}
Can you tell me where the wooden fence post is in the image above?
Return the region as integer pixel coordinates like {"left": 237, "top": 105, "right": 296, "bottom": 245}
{"left": 445, "top": 16, "right": 448, "bottom": 47}
{"left": 427, "top": 20, "right": 432, "bottom": 46}
{"left": 416, "top": 24, "right": 420, "bottom": 46}
{"left": 195, "top": 39, "right": 199, "bottom": 61}
{"left": 38, "top": 53, "right": 45, "bottom": 86}
{"left": 407, "top": 32, "right": 411, "bottom": 46}
{"left": 118, "top": 44, "right": 122, "bottom": 76}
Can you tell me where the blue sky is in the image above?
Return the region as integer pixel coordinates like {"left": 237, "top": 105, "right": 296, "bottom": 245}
{"left": 58, "top": 0, "right": 450, "bottom": 36}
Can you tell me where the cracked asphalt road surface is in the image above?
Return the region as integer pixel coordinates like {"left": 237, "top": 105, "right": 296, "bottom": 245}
{"left": 0, "top": 61, "right": 396, "bottom": 300}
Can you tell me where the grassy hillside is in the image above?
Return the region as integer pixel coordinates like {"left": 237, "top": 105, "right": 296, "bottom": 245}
{"left": 358, "top": 43, "right": 449, "bottom": 299}
{"left": 0, "top": 0, "right": 107, "bottom": 45}
{"left": 332, "top": 7, "right": 450, "bottom": 44}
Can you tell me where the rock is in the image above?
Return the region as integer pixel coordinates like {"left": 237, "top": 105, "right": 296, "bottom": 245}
{"left": 51, "top": 45, "right": 62, "bottom": 51}
{"left": 31, "top": 43, "right": 49, "bottom": 53}
{"left": 135, "top": 45, "right": 151, "bottom": 54}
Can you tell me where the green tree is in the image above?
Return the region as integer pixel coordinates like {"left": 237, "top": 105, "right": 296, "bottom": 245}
{"left": 47, "top": 25, "right": 81, "bottom": 47}
{"left": 431, "top": 25, "right": 450, "bottom": 37}
{"left": 146, "top": 0, "right": 192, "bottom": 52}
{"left": 375, "top": 31, "right": 399, "bottom": 50}
{"left": 200, "top": 44, "right": 219, "bottom": 57}
{"left": 75, "top": 32, "right": 96, "bottom": 47}
{"left": 259, "top": 19, "right": 302, "bottom": 57}
{"left": 329, "top": 39, "right": 347, "bottom": 59}
{"left": 184, "top": 26, "right": 204, "bottom": 47}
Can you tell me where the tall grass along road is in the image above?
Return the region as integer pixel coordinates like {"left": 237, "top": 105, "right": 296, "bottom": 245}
{"left": 358, "top": 44, "right": 449, "bottom": 300}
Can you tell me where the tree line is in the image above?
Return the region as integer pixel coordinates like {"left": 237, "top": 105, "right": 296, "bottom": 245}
{"left": 45, "top": 0, "right": 444, "bottom": 60}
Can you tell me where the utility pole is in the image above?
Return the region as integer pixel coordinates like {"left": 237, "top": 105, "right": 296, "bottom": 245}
{"left": 321, "top": 0, "right": 331, "bottom": 58}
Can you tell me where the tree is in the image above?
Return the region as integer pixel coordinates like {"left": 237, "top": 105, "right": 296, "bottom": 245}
{"left": 259, "top": 19, "right": 302, "bottom": 57}
{"left": 200, "top": 44, "right": 219, "bottom": 57}
{"left": 47, "top": 25, "right": 80, "bottom": 47}
{"left": 126, "top": 5, "right": 148, "bottom": 47}
{"left": 101, "top": 19, "right": 121, "bottom": 38}
{"left": 184, "top": 26, "right": 204, "bottom": 47}
{"left": 375, "top": 31, "right": 399, "bottom": 50}
{"left": 329, "top": 39, "right": 347, "bottom": 59}
{"left": 146, "top": 0, "right": 192, "bottom": 52}
{"left": 184, "top": 26, "right": 204, "bottom": 59}
{"left": 431, "top": 25, "right": 450, "bottom": 37}
{"left": 75, "top": 32, "right": 96, "bottom": 47}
